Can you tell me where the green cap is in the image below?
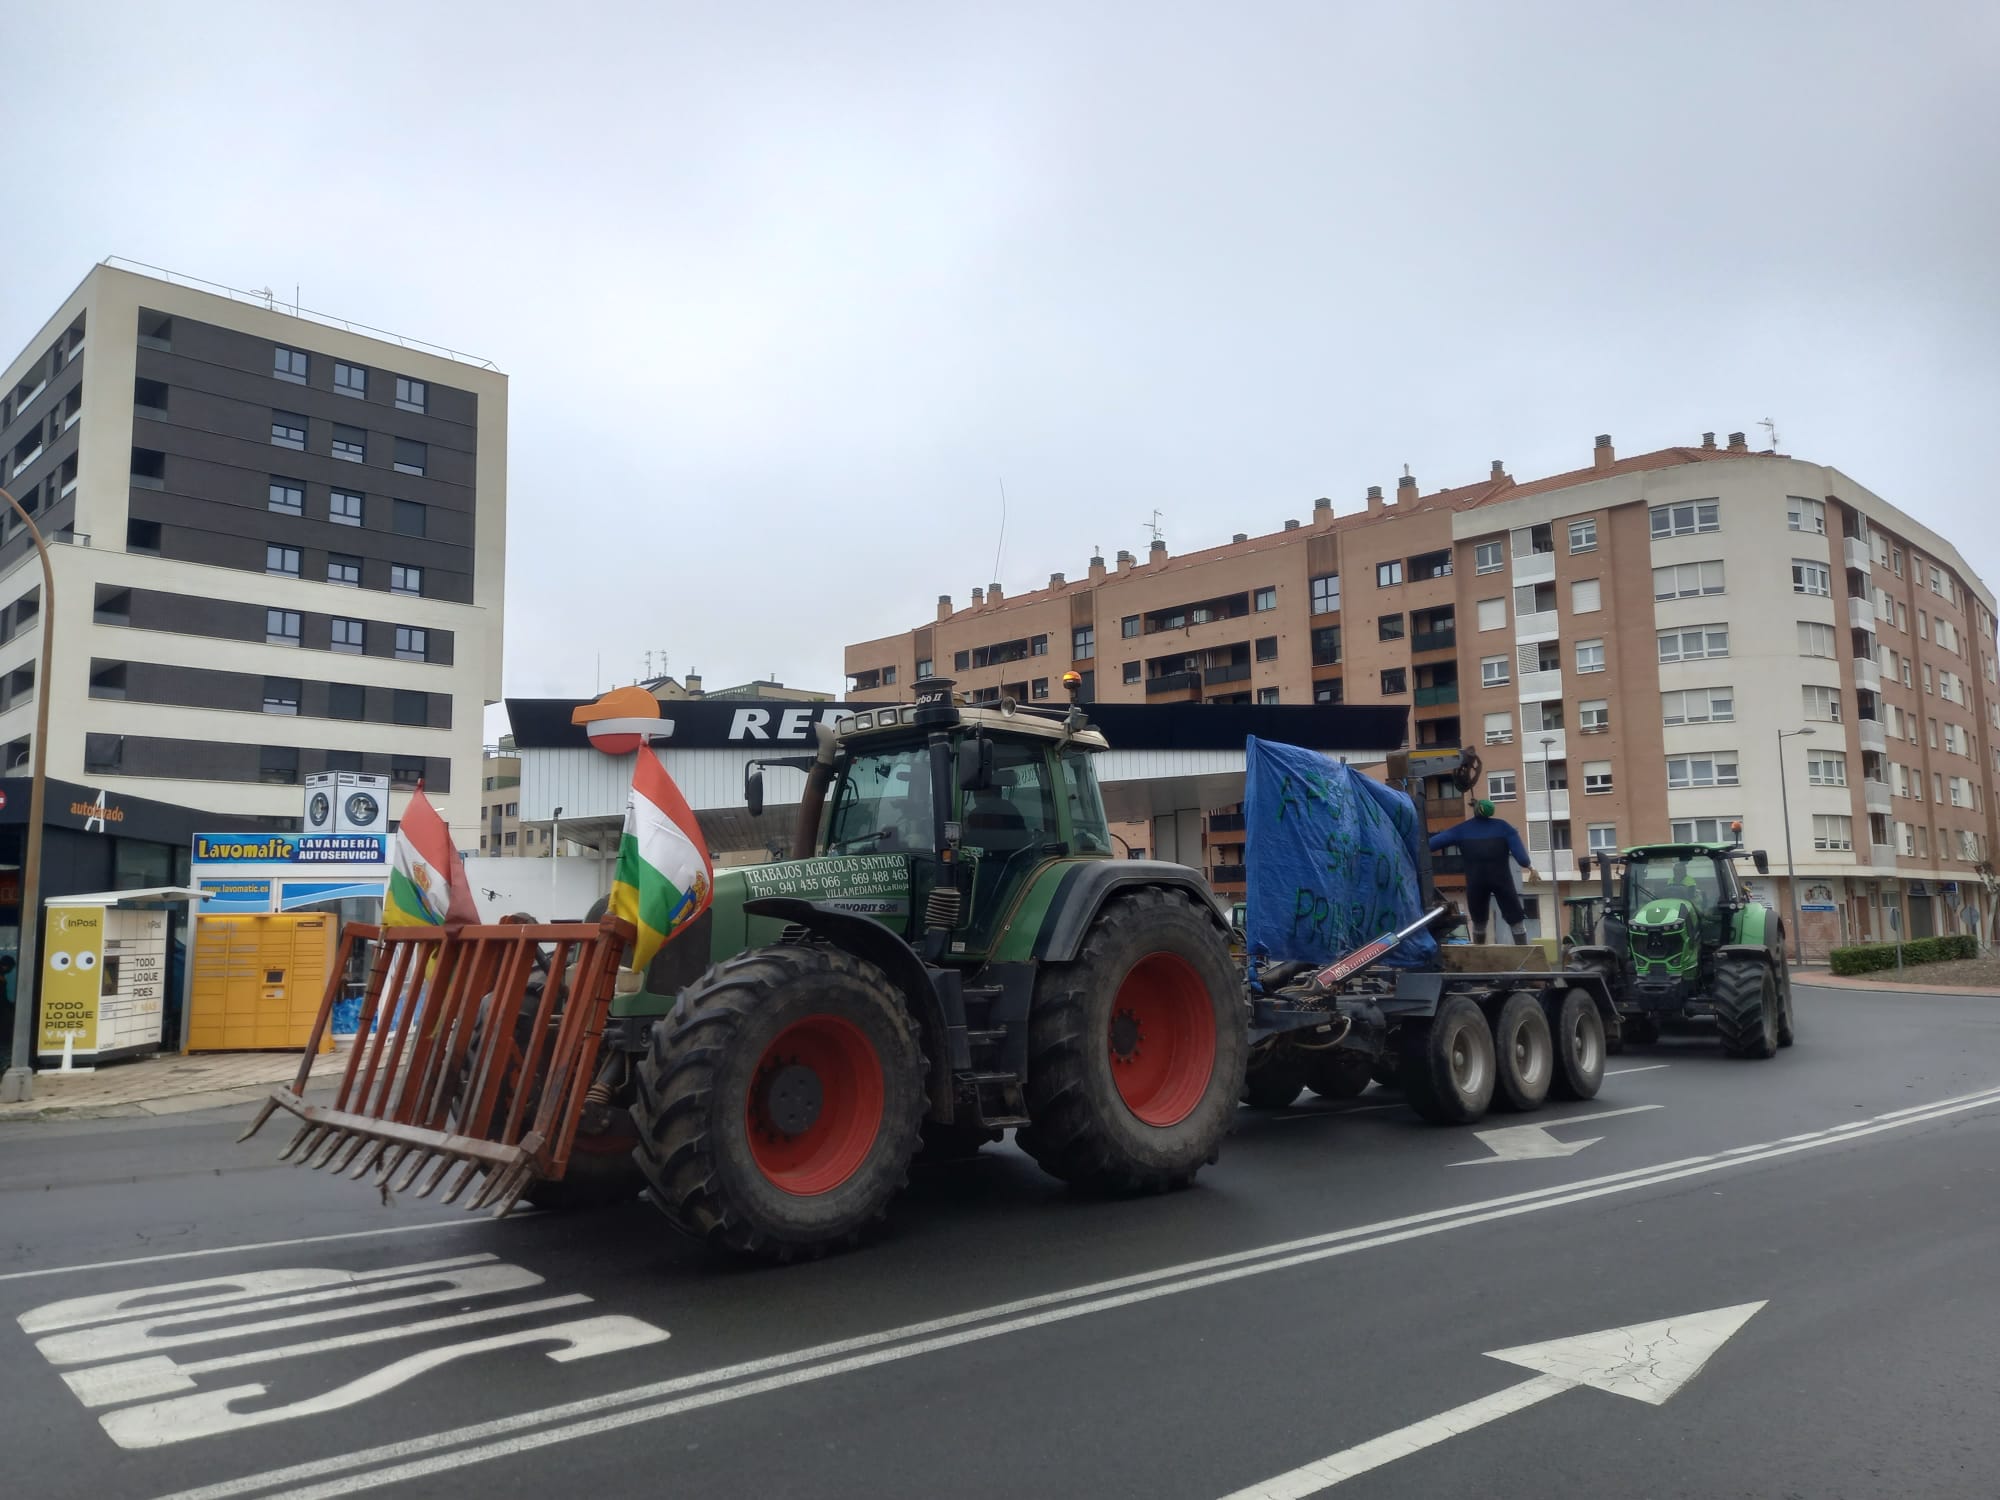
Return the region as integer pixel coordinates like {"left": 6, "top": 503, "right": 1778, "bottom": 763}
{"left": 1474, "top": 799, "right": 1496, "bottom": 818}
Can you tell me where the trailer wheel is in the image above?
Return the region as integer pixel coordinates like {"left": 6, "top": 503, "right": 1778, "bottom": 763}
{"left": 632, "top": 944, "right": 926, "bottom": 1262}
{"left": 1242, "top": 1046, "right": 1308, "bottom": 1108}
{"left": 1713, "top": 957, "right": 1779, "bottom": 1060}
{"left": 1402, "top": 995, "right": 1495, "bottom": 1124}
{"left": 1019, "top": 888, "right": 1246, "bottom": 1192}
{"left": 1306, "top": 1049, "right": 1373, "bottom": 1100}
{"left": 1572, "top": 955, "right": 1625, "bottom": 1055}
{"left": 1491, "top": 992, "right": 1554, "bottom": 1112}
{"left": 1547, "top": 987, "right": 1607, "bottom": 1100}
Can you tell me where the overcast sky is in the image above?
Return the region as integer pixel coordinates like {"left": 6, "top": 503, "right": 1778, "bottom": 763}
{"left": 10, "top": 2, "right": 1998, "bottom": 735}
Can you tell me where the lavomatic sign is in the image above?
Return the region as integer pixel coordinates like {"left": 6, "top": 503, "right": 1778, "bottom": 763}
{"left": 38, "top": 905, "right": 104, "bottom": 1060}
{"left": 194, "top": 833, "right": 388, "bottom": 865}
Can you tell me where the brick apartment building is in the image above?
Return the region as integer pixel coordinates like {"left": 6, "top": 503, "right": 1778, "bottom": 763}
{"left": 844, "top": 433, "right": 2000, "bottom": 954}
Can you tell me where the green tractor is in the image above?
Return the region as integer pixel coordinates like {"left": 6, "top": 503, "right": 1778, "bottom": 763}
{"left": 1570, "top": 840, "right": 1795, "bottom": 1058}
{"left": 568, "top": 675, "right": 1246, "bottom": 1259}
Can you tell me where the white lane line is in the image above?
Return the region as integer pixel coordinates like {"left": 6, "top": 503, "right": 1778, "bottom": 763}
{"left": 1605, "top": 1064, "right": 1670, "bottom": 1076}
{"left": 158, "top": 1082, "right": 2000, "bottom": 1500}
{"left": 0, "top": 1218, "right": 518, "bottom": 1286}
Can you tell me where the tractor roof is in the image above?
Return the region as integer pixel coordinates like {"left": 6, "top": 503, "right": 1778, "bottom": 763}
{"left": 1620, "top": 841, "right": 1742, "bottom": 859}
{"left": 832, "top": 702, "right": 1109, "bottom": 751}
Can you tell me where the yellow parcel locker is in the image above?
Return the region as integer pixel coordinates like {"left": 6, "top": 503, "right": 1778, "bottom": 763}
{"left": 190, "top": 913, "right": 336, "bottom": 1052}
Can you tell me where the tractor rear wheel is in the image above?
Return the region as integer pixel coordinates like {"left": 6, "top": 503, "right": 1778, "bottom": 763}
{"left": 1242, "top": 1045, "right": 1308, "bottom": 1108}
{"left": 632, "top": 944, "right": 926, "bottom": 1261}
{"left": 1547, "top": 987, "right": 1607, "bottom": 1101}
{"left": 1018, "top": 888, "right": 1246, "bottom": 1192}
{"left": 1713, "top": 958, "right": 1779, "bottom": 1059}
{"left": 1402, "top": 995, "right": 1496, "bottom": 1124}
{"left": 1306, "top": 1049, "right": 1374, "bottom": 1101}
{"left": 1491, "top": 992, "right": 1554, "bottom": 1112}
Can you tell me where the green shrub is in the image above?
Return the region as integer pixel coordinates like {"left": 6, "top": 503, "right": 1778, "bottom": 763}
{"left": 1828, "top": 933, "right": 1977, "bottom": 975}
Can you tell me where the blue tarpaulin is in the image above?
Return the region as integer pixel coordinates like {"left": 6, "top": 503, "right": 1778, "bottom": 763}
{"left": 1242, "top": 736, "right": 1438, "bottom": 969}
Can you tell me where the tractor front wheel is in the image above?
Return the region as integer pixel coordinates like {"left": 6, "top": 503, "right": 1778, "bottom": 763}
{"left": 1242, "top": 1045, "right": 1308, "bottom": 1109}
{"left": 632, "top": 944, "right": 926, "bottom": 1261}
{"left": 1713, "top": 958, "right": 1779, "bottom": 1060}
{"left": 1019, "top": 888, "right": 1246, "bottom": 1192}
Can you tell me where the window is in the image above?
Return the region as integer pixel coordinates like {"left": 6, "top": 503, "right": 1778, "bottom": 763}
{"left": 1575, "top": 639, "right": 1605, "bottom": 673}
{"left": 395, "top": 377, "right": 427, "bottom": 413}
{"left": 330, "top": 489, "right": 363, "bottom": 525}
{"left": 267, "top": 478, "right": 304, "bottom": 516}
{"left": 1122, "top": 661, "right": 1141, "bottom": 685}
{"left": 953, "top": 650, "right": 970, "bottom": 671}
{"left": 1579, "top": 699, "right": 1610, "bottom": 733}
{"left": 1121, "top": 616, "right": 1140, "bottom": 639}
{"left": 89, "top": 662, "right": 128, "bottom": 700}
{"left": 1930, "top": 565, "right": 1945, "bottom": 597}
{"left": 1524, "top": 699, "right": 1565, "bottom": 733}
{"left": 1812, "top": 814, "right": 1853, "bottom": 852}
{"left": 392, "top": 438, "right": 427, "bottom": 475}
{"left": 393, "top": 499, "right": 427, "bottom": 537}
{"left": 1029, "top": 677, "right": 1049, "bottom": 700}
{"left": 1528, "top": 523, "right": 1554, "bottom": 555}
{"left": 1568, "top": 519, "right": 1597, "bottom": 553}
{"left": 1797, "top": 621, "right": 1836, "bottom": 658}
{"left": 262, "top": 677, "right": 301, "bottom": 715}
{"left": 1655, "top": 560, "right": 1725, "bottom": 600}
{"left": 1310, "top": 625, "right": 1341, "bottom": 665}
{"left": 1671, "top": 816, "right": 1741, "bottom": 845}
{"left": 1662, "top": 686, "right": 1734, "bottom": 725}
{"left": 1923, "top": 664, "right": 1933, "bottom": 694}
{"left": 266, "top": 544, "right": 301, "bottom": 578}
{"left": 1918, "top": 612, "right": 1929, "bottom": 641}
{"left": 916, "top": 658, "right": 933, "bottom": 679}
{"left": 329, "top": 683, "right": 364, "bottom": 720}
{"left": 883, "top": 665, "right": 898, "bottom": 685}
{"left": 1380, "top": 667, "right": 1407, "bottom": 695}
{"left": 1583, "top": 761, "right": 1613, "bottom": 794}
{"left": 259, "top": 745, "right": 301, "bottom": 786}
{"left": 326, "top": 553, "right": 361, "bottom": 587}
{"left": 1487, "top": 770, "right": 1517, "bottom": 801}
{"left": 1792, "top": 559, "right": 1831, "bottom": 597}
{"left": 1928, "top": 718, "right": 1939, "bottom": 749}
{"left": 1895, "top": 600, "right": 1907, "bottom": 629}
{"left": 1376, "top": 560, "right": 1403, "bottom": 588}
{"left": 85, "top": 733, "right": 123, "bottom": 774}
{"left": 390, "top": 564, "right": 423, "bottom": 596}
{"left": 1892, "top": 548, "right": 1904, "bottom": 577}
{"left": 1258, "top": 687, "right": 1280, "bottom": 705}
{"left": 1474, "top": 598, "right": 1506, "bottom": 633}
{"left": 394, "top": 690, "right": 428, "bottom": 726}
{"left": 1803, "top": 684, "right": 1842, "bottom": 722}
{"left": 1072, "top": 625, "right": 1094, "bottom": 660}
{"left": 1483, "top": 711, "right": 1513, "bottom": 744}
{"left": 1481, "top": 655, "right": 1511, "bottom": 687}
{"left": 1587, "top": 824, "right": 1618, "bottom": 853}
{"left": 273, "top": 346, "right": 308, "bottom": 384}
{"left": 266, "top": 609, "right": 301, "bottom": 646}
{"left": 1315, "top": 682, "right": 1343, "bottom": 705}
{"left": 392, "top": 759, "right": 426, "bottom": 790}
{"left": 1666, "top": 753, "right": 1739, "bottom": 789}
{"left": 1030, "top": 634, "right": 1048, "bottom": 657}
{"left": 1475, "top": 541, "right": 1505, "bottom": 574}
{"left": 331, "top": 617, "right": 365, "bottom": 654}
{"left": 334, "top": 362, "right": 367, "bottom": 398}
{"left": 1807, "top": 750, "right": 1847, "bottom": 787}
{"left": 1256, "top": 636, "right": 1278, "bottom": 662}
{"left": 395, "top": 626, "right": 429, "bottom": 662}
{"left": 1571, "top": 578, "right": 1602, "bottom": 613}
{"left": 1786, "top": 496, "right": 1826, "bottom": 534}
{"left": 1650, "top": 500, "right": 1720, "bottom": 538}
{"left": 1378, "top": 613, "right": 1405, "bottom": 642}
{"left": 1311, "top": 574, "right": 1340, "bottom": 614}
{"left": 1409, "top": 550, "right": 1452, "bottom": 582}
{"left": 332, "top": 425, "right": 367, "bottom": 463}
{"left": 270, "top": 412, "right": 307, "bottom": 449}
{"left": 1254, "top": 587, "right": 1276, "bottom": 612}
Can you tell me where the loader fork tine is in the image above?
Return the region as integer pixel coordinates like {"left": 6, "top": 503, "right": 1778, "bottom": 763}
{"left": 278, "top": 1122, "right": 320, "bottom": 1163}
{"left": 439, "top": 1159, "right": 485, "bottom": 1206}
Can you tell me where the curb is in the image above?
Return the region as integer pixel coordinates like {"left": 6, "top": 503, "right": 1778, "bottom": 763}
{"left": 1794, "top": 972, "right": 2000, "bottom": 997}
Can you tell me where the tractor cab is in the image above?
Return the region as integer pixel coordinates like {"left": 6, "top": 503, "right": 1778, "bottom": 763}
{"left": 1578, "top": 837, "right": 1773, "bottom": 1010}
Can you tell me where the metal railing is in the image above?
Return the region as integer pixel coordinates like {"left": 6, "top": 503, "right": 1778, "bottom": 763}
{"left": 1146, "top": 670, "right": 1200, "bottom": 695}
{"left": 1203, "top": 662, "right": 1252, "bottom": 686}
{"left": 1411, "top": 628, "right": 1457, "bottom": 652}
{"left": 1414, "top": 683, "right": 1460, "bottom": 706}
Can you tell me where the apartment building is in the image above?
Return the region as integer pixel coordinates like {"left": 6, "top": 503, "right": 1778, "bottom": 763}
{"left": 845, "top": 433, "right": 2000, "bottom": 952}
{"left": 0, "top": 261, "right": 506, "bottom": 845}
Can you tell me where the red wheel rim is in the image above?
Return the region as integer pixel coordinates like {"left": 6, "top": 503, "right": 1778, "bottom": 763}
{"left": 1106, "top": 952, "right": 1216, "bottom": 1127}
{"left": 746, "top": 1015, "right": 885, "bottom": 1196}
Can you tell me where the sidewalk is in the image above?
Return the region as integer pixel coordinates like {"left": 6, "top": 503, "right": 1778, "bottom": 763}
{"left": 1793, "top": 967, "right": 2000, "bottom": 998}
{"left": 0, "top": 1041, "right": 354, "bottom": 1121}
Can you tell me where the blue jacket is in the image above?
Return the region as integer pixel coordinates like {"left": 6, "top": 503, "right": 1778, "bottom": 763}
{"left": 1429, "top": 815, "right": 1531, "bottom": 871}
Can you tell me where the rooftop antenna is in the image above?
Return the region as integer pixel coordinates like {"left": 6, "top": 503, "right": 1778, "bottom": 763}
{"left": 1758, "top": 417, "right": 1779, "bottom": 450}
{"left": 1145, "top": 509, "right": 1165, "bottom": 544}
{"left": 991, "top": 478, "right": 1008, "bottom": 587}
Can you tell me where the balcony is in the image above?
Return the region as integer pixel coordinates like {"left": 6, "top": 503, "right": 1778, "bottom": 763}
{"left": 1517, "top": 668, "right": 1563, "bottom": 702}
{"left": 1522, "top": 729, "right": 1567, "bottom": 761}
{"left": 1527, "top": 789, "right": 1572, "bottom": 820}
{"left": 1844, "top": 537, "right": 1872, "bottom": 573}
{"left": 1211, "top": 864, "right": 1247, "bottom": 885}
{"left": 1512, "top": 550, "right": 1556, "bottom": 587}
{"left": 1203, "top": 662, "right": 1252, "bottom": 687}
{"left": 1208, "top": 812, "right": 1246, "bottom": 834}
{"left": 1514, "top": 609, "right": 1560, "bottom": 644}
{"left": 1870, "top": 842, "right": 1899, "bottom": 868}
{"left": 1414, "top": 683, "right": 1460, "bottom": 708}
{"left": 1851, "top": 657, "right": 1881, "bottom": 694}
{"left": 1847, "top": 595, "right": 1874, "bottom": 632}
{"left": 1146, "top": 671, "right": 1200, "bottom": 696}
{"left": 1864, "top": 778, "right": 1893, "bottom": 815}
{"left": 1857, "top": 718, "right": 1887, "bottom": 753}
{"left": 1411, "top": 627, "right": 1457, "bottom": 654}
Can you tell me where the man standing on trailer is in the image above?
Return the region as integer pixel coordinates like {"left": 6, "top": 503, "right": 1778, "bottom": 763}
{"left": 1429, "top": 799, "right": 1537, "bottom": 945}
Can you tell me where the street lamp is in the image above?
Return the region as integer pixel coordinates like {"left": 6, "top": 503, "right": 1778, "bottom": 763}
{"left": 0, "top": 483, "right": 57, "bottom": 1104}
{"left": 1776, "top": 728, "right": 1815, "bottom": 967}
{"left": 1540, "top": 734, "right": 1560, "bottom": 941}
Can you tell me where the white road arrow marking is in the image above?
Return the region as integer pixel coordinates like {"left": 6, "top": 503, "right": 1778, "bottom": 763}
{"left": 1454, "top": 1104, "right": 1662, "bottom": 1164}
{"left": 1218, "top": 1301, "right": 1767, "bottom": 1498}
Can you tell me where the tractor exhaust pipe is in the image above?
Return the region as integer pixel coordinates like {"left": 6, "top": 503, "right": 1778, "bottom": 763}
{"left": 791, "top": 721, "right": 840, "bottom": 859}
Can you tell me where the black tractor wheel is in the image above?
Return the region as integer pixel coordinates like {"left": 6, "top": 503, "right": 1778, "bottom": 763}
{"left": 1713, "top": 958, "right": 1779, "bottom": 1059}
{"left": 1242, "top": 1045, "right": 1309, "bottom": 1109}
{"left": 1491, "top": 991, "right": 1554, "bottom": 1112}
{"left": 1775, "top": 950, "right": 1797, "bottom": 1048}
{"left": 631, "top": 944, "right": 926, "bottom": 1261}
{"left": 1018, "top": 888, "right": 1246, "bottom": 1192}
{"left": 1402, "top": 995, "right": 1496, "bottom": 1125}
{"left": 1547, "top": 987, "right": 1607, "bottom": 1101}
{"left": 917, "top": 1120, "right": 1003, "bottom": 1162}
{"left": 1306, "top": 1049, "right": 1374, "bottom": 1101}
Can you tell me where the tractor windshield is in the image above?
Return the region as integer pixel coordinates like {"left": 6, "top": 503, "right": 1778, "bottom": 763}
{"left": 1628, "top": 854, "right": 1720, "bottom": 914}
{"left": 825, "top": 744, "right": 935, "bottom": 854}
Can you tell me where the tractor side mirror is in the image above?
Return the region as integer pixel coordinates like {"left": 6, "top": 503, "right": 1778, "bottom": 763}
{"left": 957, "top": 733, "right": 995, "bottom": 793}
{"left": 745, "top": 766, "right": 765, "bottom": 818}
{"left": 1752, "top": 848, "right": 1770, "bottom": 874}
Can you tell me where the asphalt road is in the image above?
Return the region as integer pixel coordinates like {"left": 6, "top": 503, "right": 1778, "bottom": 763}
{"left": 4, "top": 981, "right": 1998, "bottom": 1500}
